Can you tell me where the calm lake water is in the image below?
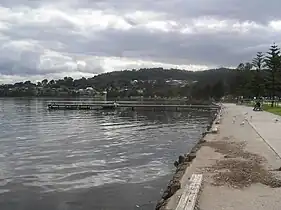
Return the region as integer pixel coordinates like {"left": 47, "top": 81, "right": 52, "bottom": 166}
{"left": 0, "top": 98, "right": 213, "bottom": 210}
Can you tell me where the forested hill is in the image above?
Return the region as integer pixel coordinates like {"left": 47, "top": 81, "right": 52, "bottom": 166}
{"left": 0, "top": 67, "right": 239, "bottom": 98}
{"left": 88, "top": 67, "right": 235, "bottom": 88}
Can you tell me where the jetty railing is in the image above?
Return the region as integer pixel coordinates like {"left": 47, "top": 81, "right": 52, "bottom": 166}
{"left": 47, "top": 100, "right": 220, "bottom": 111}
{"left": 47, "top": 100, "right": 193, "bottom": 105}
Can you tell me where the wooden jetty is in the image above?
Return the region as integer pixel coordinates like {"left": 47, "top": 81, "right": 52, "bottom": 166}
{"left": 47, "top": 101, "right": 219, "bottom": 111}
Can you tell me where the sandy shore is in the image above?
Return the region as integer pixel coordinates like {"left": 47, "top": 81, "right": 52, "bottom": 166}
{"left": 164, "top": 103, "right": 281, "bottom": 210}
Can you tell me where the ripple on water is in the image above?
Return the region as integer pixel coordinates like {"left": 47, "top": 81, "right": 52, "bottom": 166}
{"left": 20, "top": 160, "right": 171, "bottom": 192}
{"left": 0, "top": 99, "right": 213, "bottom": 209}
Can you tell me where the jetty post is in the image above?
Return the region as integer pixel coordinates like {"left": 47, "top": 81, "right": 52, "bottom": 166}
{"left": 102, "top": 91, "right": 107, "bottom": 103}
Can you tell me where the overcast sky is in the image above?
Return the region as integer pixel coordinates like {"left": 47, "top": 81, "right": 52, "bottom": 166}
{"left": 1, "top": 0, "right": 281, "bottom": 83}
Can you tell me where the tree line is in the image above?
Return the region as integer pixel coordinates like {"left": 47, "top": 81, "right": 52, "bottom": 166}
{"left": 231, "top": 43, "right": 281, "bottom": 106}
{"left": 0, "top": 68, "right": 232, "bottom": 99}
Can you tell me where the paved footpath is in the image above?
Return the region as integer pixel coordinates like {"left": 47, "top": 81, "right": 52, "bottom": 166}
{"left": 166, "top": 103, "right": 281, "bottom": 210}
{"left": 242, "top": 105, "right": 281, "bottom": 158}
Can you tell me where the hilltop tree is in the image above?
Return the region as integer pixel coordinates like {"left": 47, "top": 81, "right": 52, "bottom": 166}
{"left": 49, "top": 80, "right": 55, "bottom": 85}
{"left": 237, "top": 63, "right": 245, "bottom": 71}
{"left": 237, "top": 62, "right": 252, "bottom": 71}
{"left": 24, "top": 81, "right": 34, "bottom": 87}
{"left": 244, "top": 62, "right": 253, "bottom": 71}
{"left": 42, "top": 79, "right": 48, "bottom": 86}
{"left": 265, "top": 43, "right": 281, "bottom": 107}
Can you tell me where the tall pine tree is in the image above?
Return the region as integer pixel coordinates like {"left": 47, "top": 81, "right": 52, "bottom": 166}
{"left": 265, "top": 43, "right": 281, "bottom": 107}
{"left": 252, "top": 52, "right": 265, "bottom": 98}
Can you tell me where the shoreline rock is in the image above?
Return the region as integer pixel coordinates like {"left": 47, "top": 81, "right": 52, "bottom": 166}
{"left": 155, "top": 106, "right": 221, "bottom": 210}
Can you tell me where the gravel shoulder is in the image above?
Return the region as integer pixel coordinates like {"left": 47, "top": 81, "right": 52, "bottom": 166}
{"left": 166, "top": 103, "right": 281, "bottom": 210}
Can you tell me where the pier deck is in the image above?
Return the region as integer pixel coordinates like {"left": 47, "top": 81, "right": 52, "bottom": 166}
{"left": 47, "top": 101, "right": 219, "bottom": 111}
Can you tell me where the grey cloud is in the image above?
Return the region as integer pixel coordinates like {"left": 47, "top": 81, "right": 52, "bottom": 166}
{"left": 2, "top": 0, "right": 281, "bottom": 23}
{"left": 0, "top": 0, "right": 75, "bottom": 8}
{"left": 0, "top": 58, "right": 103, "bottom": 76}
{"left": 60, "top": 27, "right": 270, "bottom": 66}
{"left": 0, "top": 0, "right": 281, "bottom": 80}
{"left": 0, "top": 21, "right": 276, "bottom": 75}
{"left": 70, "top": 0, "right": 281, "bottom": 23}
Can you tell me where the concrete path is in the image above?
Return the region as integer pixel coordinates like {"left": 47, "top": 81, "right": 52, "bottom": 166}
{"left": 166, "top": 103, "right": 281, "bottom": 210}
{"left": 234, "top": 105, "right": 281, "bottom": 158}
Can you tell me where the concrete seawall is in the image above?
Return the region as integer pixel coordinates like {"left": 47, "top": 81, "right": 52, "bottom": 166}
{"left": 159, "top": 103, "right": 281, "bottom": 210}
{"left": 155, "top": 106, "right": 221, "bottom": 210}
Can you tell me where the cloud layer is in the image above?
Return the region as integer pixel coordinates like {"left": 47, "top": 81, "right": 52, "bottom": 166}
{"left": 1, "top": 0, "right": 281, "bottom": 83}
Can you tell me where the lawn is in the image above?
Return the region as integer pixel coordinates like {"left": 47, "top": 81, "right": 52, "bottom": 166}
{"left": 262, "top": 104, "right": 281, "bottom": 116}
{"left": 245, "top": 101, "right": 281, "bottom": 116}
